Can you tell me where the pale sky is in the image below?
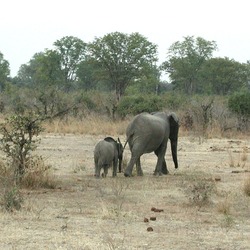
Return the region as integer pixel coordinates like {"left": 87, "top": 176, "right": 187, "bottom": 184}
{"left": 1, "top": 0, "right": 249, "bottom": 77}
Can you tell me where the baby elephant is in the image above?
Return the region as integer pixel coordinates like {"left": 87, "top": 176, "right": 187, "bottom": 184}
{"left": 94, "top": 137, "right": 123, "bottom": 178}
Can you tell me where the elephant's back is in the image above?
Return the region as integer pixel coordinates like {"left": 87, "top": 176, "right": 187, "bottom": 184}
{"left": 128, "top": 113, "right": 166, "bottom": 132}
{"left": 94, "top": 140, "right": 114, "bottom": 158}
{"left": 126, "top": 113, "right": 168, "bottom": 152}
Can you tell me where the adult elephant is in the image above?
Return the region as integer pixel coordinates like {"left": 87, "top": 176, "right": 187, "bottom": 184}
{"left": 94, "top": 137, "right": 123, "bottom": 178}
{"left": 124, "top": 112, "right": 179, "bottom": 177}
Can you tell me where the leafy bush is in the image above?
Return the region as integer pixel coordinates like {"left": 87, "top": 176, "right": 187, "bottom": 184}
{"left": 228, "top": 91, "right": 250, "bottom": 131}
{"left": 162, "top": 92, "right": 188, "bottom": 110}
{"left": 228, "top": 91, "right": 250, "bottom": 116}
{"left": 0, "top": 113, "right": 43, "bottom": 183}
{"left": 117, "top": 94, "right": 164, "bottom": 117}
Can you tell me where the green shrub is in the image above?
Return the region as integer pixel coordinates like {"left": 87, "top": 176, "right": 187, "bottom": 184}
{"left": 162, "top": 92, "right": 188, "bottom": 110}
{"left": 0, "top": 113, "right": 43, "bottom": 183}
{"left": 228, "top": 91, "right": 250, "bottom": 130}
{"left": 117, "top": 94, "right": 164, "bottom": 117}
{"left": 228, "top": 91, "right": 250, "bottom": 116}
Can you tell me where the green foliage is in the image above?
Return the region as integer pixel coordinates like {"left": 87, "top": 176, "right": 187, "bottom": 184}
{"left": 0, "top": 51, "right": 10, "bottom": 90}
{"left": 88, "top": 32, "right": 158, "bottom": 101}
{"left": 162, "top": 92, "right": 188, "bottom": 110}
{"left": 228, "top": 91, "right": 250, "bottom": 116}
{"left": 54, "top": 36, "right": 87, "bottom": 84}
{"left": 76, "top": 58, "right": 100, "bottom": 90}
{"left": 162, "top": 36, "right": 217, "bottom": 94}
{"left": 16, "top": 50, "right": 63, "bottom": 88}
{"left": 228, "top": 91, "right": 250, "bottom": 131}
{"left": 117, "top": 94, "right": 164, "bottom": 117}
{"left": 199, "top": 57, "right": 248, "bottom": 95}
{"left": 0, "top": 114, "right": 43, "bottom": 182}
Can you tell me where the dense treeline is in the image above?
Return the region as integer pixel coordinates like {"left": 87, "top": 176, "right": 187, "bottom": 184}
{"left": 0, "top": 33, "right": 249, "bottom": 133}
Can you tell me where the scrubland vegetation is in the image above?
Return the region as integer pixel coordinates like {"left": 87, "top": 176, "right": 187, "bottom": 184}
{"left": 0, "top": 33, "right": 249, "bottom": 248}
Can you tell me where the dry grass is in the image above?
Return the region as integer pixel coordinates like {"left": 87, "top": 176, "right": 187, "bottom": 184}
{"left": 0, "top": 161, "right": 23, "bottom": 212}
{"left": 228, "top": 148, "right": 248, "bottom": 168}
{"left": 43, "top": 115, "right": 129, "bottom": 136}
{"left": 0, "top": 114, "right": 249, "bottom": 248}
{"left": 21, "top": 155, "right": 57, "bottom": 189}
{"left": 241, "top": 146, "right": 248, "bottom": 162}
{"left": 243, "top": 175, "right": 250, "bottom": 196}
{"left": 0, "top": 155, "right": 56, "bottom": 212}
{"left": 217, "top": 198, "right": 231, "bottom": 215}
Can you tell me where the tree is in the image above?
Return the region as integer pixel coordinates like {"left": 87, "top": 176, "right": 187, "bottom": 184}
{"left": 54, "top": 36, "right": 87, "bottom": 84}
{"left": 76, "top": 58, "right": 100, "bottom": 90}
{"left": 199, "top": 57, "right": 248, "bottom": 95}
{"left": 125, "top": 64, "right": 161, "bottom": 95}
{"left": 88, "top": 32, "right": 158, "bottom": 101}
{"left": 162, "top": 36, "right": 217, "bottom": 94}
{"left": 16, "top": 50, "right": 63, "bottom": 88}
{"left": 0, "top": 51, "right": 10, "bottom": 91}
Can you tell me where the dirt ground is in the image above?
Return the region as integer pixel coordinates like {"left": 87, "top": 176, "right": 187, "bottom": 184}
{"left": 0, "top": 133, "right": 250, "bottom": 250}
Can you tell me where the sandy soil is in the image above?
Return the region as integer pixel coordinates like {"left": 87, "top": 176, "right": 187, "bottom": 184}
{"left": 0, "top": 133, "right": 249, "bottom": 250}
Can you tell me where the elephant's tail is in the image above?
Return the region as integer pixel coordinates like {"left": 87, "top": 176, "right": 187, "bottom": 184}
{"left": 123, "top": 132, "right": 134, "bottom": 150}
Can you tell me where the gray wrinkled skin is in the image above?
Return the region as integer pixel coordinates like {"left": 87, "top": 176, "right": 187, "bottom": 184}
{"left": 94, "top": 137, "right": 123, "bottom": 178}
{"left": 124, "top": 112, "right": 179, "bottom": 177}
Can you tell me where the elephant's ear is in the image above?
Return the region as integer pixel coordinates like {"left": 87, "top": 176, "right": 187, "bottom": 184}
{"left": 169, "top": 113, "right": 179, "bottom": 141}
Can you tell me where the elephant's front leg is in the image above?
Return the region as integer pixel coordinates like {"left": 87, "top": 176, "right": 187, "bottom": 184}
{"left": 136, "top": 158, "right": 143, "bottom": 176}
{"left": 154, "top": 144, "right": 167, "bottom": 176}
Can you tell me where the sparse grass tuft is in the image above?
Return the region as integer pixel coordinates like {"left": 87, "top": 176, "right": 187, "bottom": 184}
{"left": 187, "top": 179, "right": 215, "bottom": 208}
{"left": 221, "top": 214, "right": 235, "bottom": 229}
{"left": 241, "top": 146, "right": 248, "bottom": 162}
{"left": 217, "top": 199, "right": 231, "bottom": 215}
{"left": 21, "top": 155, "right": 57, "bottom": 189}
{"left": 228, "top": 149, "right": 247, "bottom": 168}
{"left": 1, "top": 186, "right": 23, "bottom": 212}
{"left": 243, "top": 175, "right": 250, "bottom": 196}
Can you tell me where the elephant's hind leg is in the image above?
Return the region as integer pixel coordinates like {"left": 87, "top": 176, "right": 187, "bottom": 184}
{"left": 136, "top": 158, "right": 143, "bottom": 176}
{"left": 103, "top": 165, "right": 109, "bottom": 177}
{"left": 161, "top": 159, "right": 169, "bottom": 175}
{"left": 124, "top": 154, "right": 139, "bottom": 177}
